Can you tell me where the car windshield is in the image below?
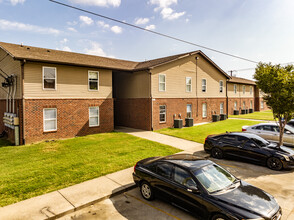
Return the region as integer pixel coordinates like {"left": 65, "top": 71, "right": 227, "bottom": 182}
{"left": 251, "top": 136, "right": 269, "bottom": 147}
{"left": 193, "top": 164, "right": 236, "bottom": 193}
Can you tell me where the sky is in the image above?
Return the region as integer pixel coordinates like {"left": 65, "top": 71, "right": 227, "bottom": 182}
{"left": 0, "top": 0, "right": 294, "bottom": 80}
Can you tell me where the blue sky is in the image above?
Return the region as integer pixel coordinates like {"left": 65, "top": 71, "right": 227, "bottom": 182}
{"left": 0, "top": 0, "right": 294, "bottom": 79}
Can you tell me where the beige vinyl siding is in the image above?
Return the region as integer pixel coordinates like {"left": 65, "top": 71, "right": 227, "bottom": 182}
{"left": 151, "top": 55, "right": 227, "bottom": 98}
{"left": 0, "top": 48, "right": 22, "bottom": 99}
{"left": 227, "top": 83, "right": 254, "bottom": 98}
{"left": 114, "top": 71, "right": 150, "bottom": 98}
{"left": 23, "top": 62, "right": 112, "bottom": 99}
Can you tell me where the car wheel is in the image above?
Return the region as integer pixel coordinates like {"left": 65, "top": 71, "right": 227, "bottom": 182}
{"left": 267, "top": 157, "right": 283, "bottom": 171}
{"left": 211, "top": 147, "right": 223, "bottom": 159}
{"left": 211, "top": 214, "right": 229, "bottom": 220}
{"left": 140, "top": 181, "right": 154, "bottom": 201}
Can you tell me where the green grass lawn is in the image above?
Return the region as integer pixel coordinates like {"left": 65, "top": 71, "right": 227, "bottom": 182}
{"left": 229, "top": 110, "right": 274, "bottom": 121}
{"left": 155, "top": 119, "right": 262, "bottom": 144}
{"left": 0, "top": 132, "right": 180, "bottom": 207}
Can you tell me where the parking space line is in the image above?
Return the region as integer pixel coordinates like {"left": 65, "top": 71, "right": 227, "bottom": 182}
{"left": 124, "top": 192, "right": 182, "bottom": 220}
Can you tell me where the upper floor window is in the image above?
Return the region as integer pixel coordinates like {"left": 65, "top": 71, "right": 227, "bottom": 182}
{"left": 159, "top": 105, "right": 166, "bottom": 122}
{"left": 220, "top": 102, "right": 224, "bottom": 114}
{"left": 88, "top": 71, "right": 99, "bottom": 91}
{"left": 250, "top": 86, "right": 253, "bottom": 95}
{"left": 202, "top": 103, "right": 207, "bottom": 117}
{"left": 234, "top": 84, "right": 237, "bottom": 94}
{"left": 186, "top": 77, "right": 192, "bottom": 92}
{"left": 43, "top": 67, "right": 56, "bottom": 90}
{"left": 219, "top": 80, "right": 224, "bottom": 93}
{"left": 159, "top": 74, "right": 166, "bottom": 91}
{"left": 187, "top": 104, "right": 192, "bottom": 118}
{"left": 89, "top": 106, "right": 99, "bottom": 127}
{"left": 202, "top": 79, "right": 207, "bottom": 92}
{"left": 242, "top": 85, "right": 246, "bottom": 94}
{"left": 43, "top": 108, "right": 57, "bottom": 132}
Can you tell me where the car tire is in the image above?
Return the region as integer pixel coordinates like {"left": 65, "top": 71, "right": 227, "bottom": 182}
{"left": 211, "top": 147, "right": 224, "bottom": 159}
{"left": 140, "top": 181, "right": 154, "bottom": 201}
{"left": 267, "top": 157, "right": 283, "bottom": 171}
{"left": 211, "top": 214, "right": 229, "bottom": 220}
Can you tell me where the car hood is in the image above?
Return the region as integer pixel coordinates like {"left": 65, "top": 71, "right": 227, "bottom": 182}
{"left": 266, "top": 144, "right": 294, "bottom": 156}
{"left": 212, "top": 181, "right": 278, "bottom": 217}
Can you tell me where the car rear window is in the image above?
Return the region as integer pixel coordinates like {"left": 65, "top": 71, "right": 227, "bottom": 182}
{"left": 156, "top": 163, "right": 173, "bottom": 179}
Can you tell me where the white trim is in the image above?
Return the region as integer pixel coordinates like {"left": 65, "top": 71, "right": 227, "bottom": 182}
{"left": 88, "top": 71, "right": 99, "bottom": 91}
{"left": 159, "top": 105, "right": 166, "bottom": 123}
{"left": 201, "top": 78, "right": 207, "bottom": 93}
{"left": 234, "top": 101, "right": 237, "bottom": 110}
{"left": 42, "top": 66, "right": 57, "bottom": 91}
{"left": 43, "top": 108, "right": 57, "bottom": 132}
{"left": 186, "top": 77, "right": 192, "bottom": 92}
{"left": 219, "top": 80, "right": 224, "bottom": 93}
{"left": 89, "top": 106, "right": 100, "bottom": 127}
{"left": 159, "top": 74, "right": 166, "bottom": 92}
{"left": 202, "top": 103, "right": 207, "bottom": 118}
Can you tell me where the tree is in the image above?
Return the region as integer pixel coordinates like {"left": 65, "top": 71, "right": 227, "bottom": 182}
{"left": 254, "top": 63, "right": 294, "bottom": 147}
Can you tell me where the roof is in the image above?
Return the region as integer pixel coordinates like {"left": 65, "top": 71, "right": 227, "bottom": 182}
{"left": 0, "top": 42, "right": 230, "bottom": 78}
{"left": 228, "top": 76, "right": 256, "bottom": 85}
{"left": 162, "top": 154, "right": 212, "bottom": 169}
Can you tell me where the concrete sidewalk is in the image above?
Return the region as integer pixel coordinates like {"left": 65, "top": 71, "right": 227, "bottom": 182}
{"left": 0, "top": 128, "right": 205, "bottom": 220}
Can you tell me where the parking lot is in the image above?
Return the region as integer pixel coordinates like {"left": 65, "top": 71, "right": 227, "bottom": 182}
{"left": 59, "top": 156, "right": 294, "bottom": 220}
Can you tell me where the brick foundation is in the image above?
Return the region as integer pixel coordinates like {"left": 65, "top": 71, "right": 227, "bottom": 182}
{"left": 23, "top": 99, "right": 114, "bottom": 144}
{"left": 114, "top": 98, "right": 152, "bottom": 130}
{"left": 152, "top": 98, "right": 227, "bottom": 130}
{"left": 228, "top": 98, "right": 255, "bottom": 115}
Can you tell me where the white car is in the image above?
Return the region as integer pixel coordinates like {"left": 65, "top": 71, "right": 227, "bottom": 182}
{"left": 242, "top": 123, "right": 294, "bottom": 147}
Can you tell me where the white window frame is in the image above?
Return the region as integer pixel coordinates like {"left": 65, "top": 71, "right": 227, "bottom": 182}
{"left": 88, "top": 71, "right": 99, "bottom": 91}
{"left": 159, "top": 74, "right": 166, "bottom": 92}
{"left": 202, "top": 79, "right": 207, "bottom": 93}
{"left": 250, "top": 86, "right": 253, "bottom": 95}
{"left": 243, "top": 85, "right": 246, "bottom": 95}
{"left": 243, "top": 101, "right": 246, "bottom": 110}
{"left": 250, "top": 100, "right": 253, "bottom": 109}
{"left": 42, "top": 66, "right": 57, "bottom": 90}
{"left": 234, "top": 84, "right": 237, "bottom": 94}
{"left": 202, "top": 103, "right": 207, "bottom": 118}
{"left": 89, "top": 106, "right": 100, "bottom": 127}
{"left": 43, "top": 108, "right": 57, "bottom": 132}
{"left": 186, "top": 77, "right": 192, "bottom": 92}
{"left": 234, "top": 101, "right": 237, "bottom": 110}
{"left": 220, "top": 102, "right": 224, "bottom": 114}
{"left": 187, "top": 104, "right": 192, "bottom": 118}
{"left": 159, "top": 105, "right": 166, "bottom": 123}
{"left": 219, "top": 80, "right": 224, "bottom": 93}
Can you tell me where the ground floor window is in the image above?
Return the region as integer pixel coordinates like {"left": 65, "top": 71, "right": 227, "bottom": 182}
{"left": 234, "top": 101, "right": 237, "bottom": 110}
{"left": 89, "top": 106, "right": 99, "bottom": 127}
{"left": 43, "top": 108, "right": 57, "bottom": 132}
{"left": 250, "top": 100, "right": 253, "bottom": 109}
{"left": 243, "top": 101, "right": 246, "bottom": 110}
{"left": 159, "top": 105, "right": 166, "bottom": 123}
{"left": 202, "top": 103, "right": 207, "bottom": 118}
{"left": 261, "top": 101, "right": 264, "bottom": 109}
{"left": 187, "top": 104, "right": 192, "bottom": 118}
{"left": 220, "top": 102, "right": 224, "bottom": 114}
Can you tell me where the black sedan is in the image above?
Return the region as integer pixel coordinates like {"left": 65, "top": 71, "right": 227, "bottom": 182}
{"left": 204, "top": 132, "right": 294, "bottom": 170}
{"left": 133, "top": 154, "right": 282, "bottom": 220}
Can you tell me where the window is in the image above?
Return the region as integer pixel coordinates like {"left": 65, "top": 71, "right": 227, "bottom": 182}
{"left": 261, "top": 101, "right": 264, "bottom": 109}
{"left": 187, "top": 104, "right": 192, "bottom": 118}
{"left": 219, "top": 80, "right": 224, "bottom": 93}
{"left": 234, "top": 101, "right": 237, "bottom": 110}
{"left": 234, "top": 84, "right": 237, "bottom": 94}
{"left": 88, "top": 71, "right": 99, "bottom": 91}
{"left": 250, "top": 100, "right": 253, "bottom": 109}
{"left": 242, "top": 85, "right": 246, "bottom": 94}
{"left": 220, "top": 102, "right": 224, "bottom": 114}
{"left": 186, "top": 77, "right": 192, "bottom": 92}
{"left": 156, "top": 163, "right": 173, "bottom": 179}
{"left": 43, "top": 67, "right": 56, "bottom": 90}
{"left": 243, "top": 101, "right": 246, "bottom": 109}
{"left": 89, "top": 106, "right": 99, "bottom": 127}
{"left": 250, "top": 86, "right": 253, "bottom": 95}
{"left": 159, "top": 105, "right": 166, "bottom": 123}
{"left": 174, "top": 166, "right": 196, "bottom": 187}
{"left": 159, "top": 74, "right": 166, "bottom": 91}
{"left": 202, "top": 79, "right": 207, "bottom": 92}
{"left": 202, "top": 103, "right": 207, "bottom": 118}
{"left": 43, "top": 108, "right": 57, "bottom": 132}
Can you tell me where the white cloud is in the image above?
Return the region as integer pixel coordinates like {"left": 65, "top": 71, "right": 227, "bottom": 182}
{"left": 111, "top": 25, "right": 122, "bottom": 34}
{"left": 97, "top": 21, "right": 110, "bottom": 29}
{"left": 60, "top": 38, "right": 68, "bottom": 44}
{"left": 84, "top": 42, "right": 108, "bottom": 57}
{"left": 0, "top": 19, "right": 60, "bottom": 35}
{"left": 161, "top": 7, "right": 185, "bottom": 20}
{"left": 145, "top": 24, "right": 156, "bottom": 30}
{"left": 79, "top": 16, "right": 93, "bottom": 25}
{"left": 67, "top": 21, "right": 78, "bottom": 26}
{"left": 149, "top": 0, "right": 177, "bottom": 8}
{"left": 69, "top": 0, "right": 121, "bottom": 7}
{"left": 135, "top": 18, "right": 149, "bottom": 25}
{"left": 10, "top": 0, "right": 25, "bottom": 5}
{"left": 61, "top": 46, "right": 72, "bottom": 52}
{"left": 185, "top": 18, "right": 189, "bottom": 23}
{"left": 67, "top": 27, "right": 77, "bottom": 32}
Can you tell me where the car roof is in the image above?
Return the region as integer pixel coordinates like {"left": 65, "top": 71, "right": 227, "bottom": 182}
{"left": 213, "top": 132, "right": 263, "bottom": 139}
{"left": 249, "top": 123, "right": 279, "bottom": 126}
{"left": 159, "top": 154, "right": 213, "bottom": 169}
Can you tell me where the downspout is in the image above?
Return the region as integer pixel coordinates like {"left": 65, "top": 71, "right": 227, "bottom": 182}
{"left": 149, "top": 69, "right": 153, "bottom": 131}
{"left": 195, "top": 57, "right": 199, "bottom": 117}
{"left": 21, "top": 60, "right": 26, "bottom": 145}
{"left": 8, "top": 83, "right": 11, "bottom": 113}
{"left": 226, "top": 80, "right": 228, "bottom": 118}
{"left": 12, "top": 75, "right": 16, "bottom": 114}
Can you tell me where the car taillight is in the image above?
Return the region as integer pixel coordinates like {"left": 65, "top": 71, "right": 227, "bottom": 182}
{"left": 242, "top": 128, "right": 247, "bottom": 131}
{"left": 205, "top": 137, "right": 208, "bottom": 142}
{"left": 134, "top": 162, "right": 138, "bottom": 173}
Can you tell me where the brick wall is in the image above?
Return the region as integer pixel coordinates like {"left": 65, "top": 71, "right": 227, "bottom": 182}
{"left": 152, "top": 98, "right": 227, "bottom": 130}
{"left": 228, "top": 98, "right": 255, "bottom": 115}
{"left": 23, "top": 99, "right": 113, "bottom": 144}
{"left": 114, "top": 98, "right": 152, "bottom": 130}
{"left": 255, "top": 97, "right": 270, "bottom": 112}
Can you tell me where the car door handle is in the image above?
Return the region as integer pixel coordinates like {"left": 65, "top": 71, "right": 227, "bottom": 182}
{"left": 187, "top": 189, "right": 192, "bottom": 192}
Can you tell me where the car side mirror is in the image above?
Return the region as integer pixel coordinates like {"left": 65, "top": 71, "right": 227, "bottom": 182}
{"left": 187, "top": 185, "right": 200, "bottom": 194}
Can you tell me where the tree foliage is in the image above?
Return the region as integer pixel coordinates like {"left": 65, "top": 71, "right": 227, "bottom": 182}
{"left": 254, "top": 63, "right": 294, "bottom": 146}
